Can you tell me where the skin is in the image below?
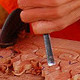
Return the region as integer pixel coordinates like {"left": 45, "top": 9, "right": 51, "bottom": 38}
{"left": 18, "top": 0, "right": 80, "bottom": 34}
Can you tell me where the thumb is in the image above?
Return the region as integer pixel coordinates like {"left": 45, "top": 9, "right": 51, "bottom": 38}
{"left": 31, "top": 21, "right": 60, "bottom": 34}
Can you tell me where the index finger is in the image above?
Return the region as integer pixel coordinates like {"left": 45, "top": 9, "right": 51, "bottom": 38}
{"left": 18, "top": 0, "right": 72, "bottom": 9}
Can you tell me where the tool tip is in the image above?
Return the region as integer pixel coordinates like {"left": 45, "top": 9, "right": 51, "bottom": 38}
{"left": 48, "top": 62, "right": 56, "bottom": 66}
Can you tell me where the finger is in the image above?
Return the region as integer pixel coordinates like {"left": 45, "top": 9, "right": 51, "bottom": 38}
{"left": 31, "top": 8, "right": 80, "bottom": 34}
{"left": 18, "top": 0, "right": 72, "bottom": 9}
{"left": 20, "top": 0, "right": 80, "bottom": 23}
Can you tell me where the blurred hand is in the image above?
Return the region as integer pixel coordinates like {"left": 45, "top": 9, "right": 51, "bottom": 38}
{"left": 18, "top": 0, "right": 80, "bottom": 34}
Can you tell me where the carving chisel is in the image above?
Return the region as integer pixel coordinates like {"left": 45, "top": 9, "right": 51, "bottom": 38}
{"left": 0, "top": 8, "right": 55, "bottom": 66}
{"left": 43, "top": 34, "right": 55, "bottom": 66}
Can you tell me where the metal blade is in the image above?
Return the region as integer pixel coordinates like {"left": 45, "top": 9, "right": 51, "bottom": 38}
{"left": 43, "top": 34, "right": 55, "bottom": 66}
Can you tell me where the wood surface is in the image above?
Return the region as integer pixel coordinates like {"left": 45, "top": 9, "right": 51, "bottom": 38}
{"left": 0, "top": 34, "right": 80, "bottom": 80}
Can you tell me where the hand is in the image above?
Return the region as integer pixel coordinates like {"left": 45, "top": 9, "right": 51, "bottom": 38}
{"left": 18, "top": 0, "right": 80, "bottom": 34}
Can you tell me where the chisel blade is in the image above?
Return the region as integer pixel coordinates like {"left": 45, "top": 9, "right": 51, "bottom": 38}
{"left": 43, "top": 34, "right": 55, "bottom": 66}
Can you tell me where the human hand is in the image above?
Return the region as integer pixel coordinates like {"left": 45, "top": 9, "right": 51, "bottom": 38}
{"left": 18, "top": 0, "right": 80, "bottom": 34}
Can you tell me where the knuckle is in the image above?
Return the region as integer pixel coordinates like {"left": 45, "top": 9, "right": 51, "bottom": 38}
{"left": 56, "top": 25, "right": 62, "bottom": 30}
{"left": 17, "top": 0, "right": 23, "bottom": 8}
{"left": 53, "top": 0, "right": 61, "bottom": 6}
{"left": 18, "top": 0, "right": 26, "bottom": 9}
{"left": 55, "top": 7, "right": 65, "bottom": 18}
{"left": 56, "top": 25, "right": 64, "bottom": 31}
{"left": 57, "top": 23, "right": 66, "bottom": 30}
{"left": 49, "top": 0, "right": 60, "bottom": 6}
{"left": 53, "top": 21, "right": 65, "bottom": 31}
{"left": 17, "top": 0, "right": 20, "bottom": 5}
